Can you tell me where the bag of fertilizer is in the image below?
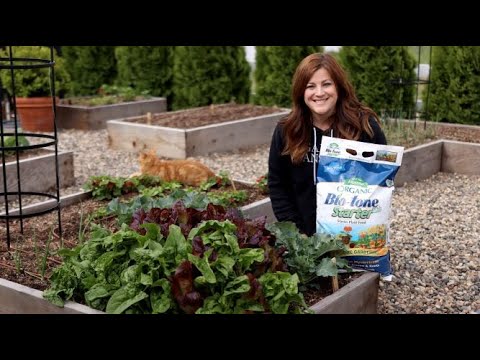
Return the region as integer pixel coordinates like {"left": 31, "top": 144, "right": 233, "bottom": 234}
{"left": 316, "top": 137, "right": 404, "bottom": 280}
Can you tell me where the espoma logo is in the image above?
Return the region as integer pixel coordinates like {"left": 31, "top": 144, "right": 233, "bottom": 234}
{"left": 325, "top": 142, "right": 341, "bottom": 156}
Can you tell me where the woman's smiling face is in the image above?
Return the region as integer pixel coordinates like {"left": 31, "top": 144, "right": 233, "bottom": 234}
{"left": 304, "top": 67, "right": 338, "bottom": 127}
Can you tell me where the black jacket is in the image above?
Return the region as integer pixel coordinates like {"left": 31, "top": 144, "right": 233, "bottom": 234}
{"left": 268, "top": 118, "right": 387, "bottom": 236}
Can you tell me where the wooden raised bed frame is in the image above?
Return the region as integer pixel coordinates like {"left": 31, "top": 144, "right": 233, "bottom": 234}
{"left": 107, "top": 109, "right": 289, "bottom": 159}
{"left": 56, "top": 97, "right": 167, "bottom": 130}
{"left": 0, "top": 149, "right": 74, "bottom": 203}
{"left": 0, "top": 268, "right": 379, "bottom": 314}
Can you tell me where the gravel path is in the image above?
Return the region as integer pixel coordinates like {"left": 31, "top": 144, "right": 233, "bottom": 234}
{"left": 28, "top": 129, "right": 480, "bottom": 313}
{"left": 380, "top": 172, "right": 479, "bottom": 314}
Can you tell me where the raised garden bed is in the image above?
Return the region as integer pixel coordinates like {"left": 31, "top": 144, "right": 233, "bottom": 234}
{"left": 0, "top": 175, "right": 380, "bottom": 314}
{"left": 395, "top": 139, "right": 480, "bottom": 185}
{"left": 1, "top": 178, "right": 273, "bottom": 227}
{"left": 0, "top": 270, "right": 378, "bottom": 314}
{"left": 0, "top": 149, "right": 74, "bottom": 203}
{"left": 107, "top": 103, "right": 289, "bottom": 158}
{"left": 56, "top": 97, "right": 167, "bottom": 130}
{"left": 0, "top": 178, "right": 271, "bottom": 289}
{"left": 0, "top": 277, "right": 103, "bottom": 314}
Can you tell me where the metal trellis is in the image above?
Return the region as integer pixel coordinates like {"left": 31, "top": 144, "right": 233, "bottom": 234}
{"left": 0, "top": 46, "right": 62, "bottom": 249}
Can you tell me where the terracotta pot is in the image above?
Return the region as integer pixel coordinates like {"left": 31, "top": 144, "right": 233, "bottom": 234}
{"left": 15, "top": 97, "right": 58, "bottom": 132}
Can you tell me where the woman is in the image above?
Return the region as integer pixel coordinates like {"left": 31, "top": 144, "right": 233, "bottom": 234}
{"left": 268, "top": 52, "right": 387, "bottom": 236}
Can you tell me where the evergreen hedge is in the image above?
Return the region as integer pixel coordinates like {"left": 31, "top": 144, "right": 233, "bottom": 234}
{"left": 253, "top": 46, "right": 322, "bottom": 108}
{"left": 339, "top": 46, "right": 416, "bottom": 118}
{"left": 115, "top": 46, "right": 174, "bottom": 109}
{"left": 62, "top": 46, "right": 117, "bottom": 96}
{"left": 0, "top": 46, "right": 70, "bottom": 98}
{"left": 425, "top": 46, "right": 480, "bottom": 125}
{"left": 171, "top": 46, "right": 250, "bottom": 110}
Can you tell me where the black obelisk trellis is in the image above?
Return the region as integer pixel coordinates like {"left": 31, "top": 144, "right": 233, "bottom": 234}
{"left": 388, "top": 46, "right": 432, "bottom": 130}
{"left": 0, "top": 46, "right": 62, "bottom": 249}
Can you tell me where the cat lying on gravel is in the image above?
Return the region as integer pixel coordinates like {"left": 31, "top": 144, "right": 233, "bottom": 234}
{"left": 131, "top": 150, "right": 216, "bottom": 187}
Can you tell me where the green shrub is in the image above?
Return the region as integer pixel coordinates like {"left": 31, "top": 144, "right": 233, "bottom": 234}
{"left": 172, "top": 46, "right": 251, "bottom": 110}
{"left": 255, "top": 173, "right": 269, "bottom": 194}
{"left": 339, "top": 46, "right": 416, "bottom": 117}
{"left": 0, "top": 46, "right": 70, "bottom": 98}
{"left": 2, "top": 130, "right": 30, "bottom": 156}
{"left": 61, "top": 46, "right": 117, "bottom": 96}
{"left": 424, "top": 46, "right": 480, "bottom": 125}
{"left": 115, "top": 46, "right": 174, "bottom": 109}
{"left": 61, "top": 85, "right": 151, "bottom": 107}
{"left": 253, "top": 46, "right": 323, "bottom": 108}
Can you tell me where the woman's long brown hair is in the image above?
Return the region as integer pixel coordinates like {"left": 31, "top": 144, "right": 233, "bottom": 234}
{"left": 281, "top": 53, "right": 380, "bottom": 164}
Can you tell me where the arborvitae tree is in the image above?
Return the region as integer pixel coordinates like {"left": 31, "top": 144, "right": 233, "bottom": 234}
{"left": 62, "top": 46, "right": 117, "bottom": 96}
{"left": 226, "top": 47, "right": 251, "bottom": 105}
{"left": 339, "top": 46, "right": 416, "bottom": 118}
{"left": 425, "top": 46, "right": 480, "bottom": 125}
{"left": 0, "top": 46, "right": 71, "bottom": 98}
{"left": 115, "top": 46, "right": 174, "bottom": 108}
{"left": 172, "top": 46, "right": 250, "bottom": 110}
{"left": 253, "top": 46, "right": 323, "bottom": 108}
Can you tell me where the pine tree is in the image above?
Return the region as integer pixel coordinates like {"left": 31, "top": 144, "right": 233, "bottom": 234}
{"left": 172, "top": 46, "right": 250, "bottom": 110}
{"left": 339, "top": 46, "right": 416, "bottom": 118}
{"left": 62, "top": 46, "right": 117, "bottom": 96}
{"left": 425, "top": 46, "right": 480, "bottom": 124}
{"left": 115, "top": 46, "right": 174, "bottom": 109}
{"left": 254, "top": 46, "right": 323, "bottom": 108}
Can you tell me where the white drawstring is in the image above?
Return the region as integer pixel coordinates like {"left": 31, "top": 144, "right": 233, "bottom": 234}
{"left": 313, "top": 127, "right": 317, "bottom": 185}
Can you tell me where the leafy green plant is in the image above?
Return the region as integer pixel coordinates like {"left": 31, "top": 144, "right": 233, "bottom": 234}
{"left": 198, "top": 170, "right": 231, "bottom": 191}
{"left": 207, "top": 190, "right": 248, "bottom": 206}
{"left": 61, "top": 85, "right": 151, "bottom": 107}
{"left": 266, "top": 221, "right": 350, "bottom": 286}
{"left": 382, "top": 118, "right": 437, "bottom": 148}
{"left": 83, "top": 175, "right": 164, "bottom": 200}
{"left": 255, "top": 173, "right": 269, "bottom": 194}
{"left": 102, "top": 188, "right": 252, "bottom": 228}
{"left": 1, "top": 130, "right": 29, "bottom": 156}
{"left": 84, "top": 174, "right": 253, "bottom": 210}
{"left": 13, "top": 248, "right": 22, "bottom": 273}
{"left": 100, "top": 84, "right": 150, "bottom": 100}
{"left": 0, "top": 46, "right": 71, "bottom": 97}
{"left": 43, "top": 202, "right": 306, "bottom": 314}
{"left": 83, "top": 175, "right": 128, "bottom": 200}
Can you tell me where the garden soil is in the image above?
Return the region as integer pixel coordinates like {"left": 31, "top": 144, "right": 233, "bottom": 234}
{"left": 128, "top": 103, "right": 284, "bottom": 128}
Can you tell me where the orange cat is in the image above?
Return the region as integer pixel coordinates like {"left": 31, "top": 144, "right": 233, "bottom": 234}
{"left": 137, "top": 150, "right": 216, "bottom": 187}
